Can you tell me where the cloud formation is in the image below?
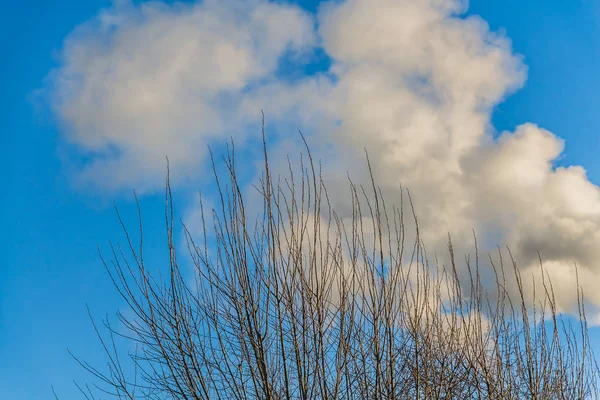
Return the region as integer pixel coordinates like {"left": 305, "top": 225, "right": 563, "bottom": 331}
{"left": 46, "top": 0, "right": 600, "bottom": 319}
{"left": 45, "top": 0, "right": 316, "bottom": 192}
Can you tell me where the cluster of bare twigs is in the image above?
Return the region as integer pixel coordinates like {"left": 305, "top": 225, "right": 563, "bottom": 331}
{"left": 65, "top": 124, "right": 600, "bottom": 399}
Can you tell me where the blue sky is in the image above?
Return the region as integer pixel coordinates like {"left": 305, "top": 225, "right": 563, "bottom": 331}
{"left": 3, "top": 0, "right": 600, "bottom": 398}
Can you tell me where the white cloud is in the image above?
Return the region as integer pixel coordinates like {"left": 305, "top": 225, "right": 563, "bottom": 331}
{"left": 45, "top": 0, "right": 316, "bottom": 192}
{"left": 45, "top": 0, "right": 600, "bottom": 320}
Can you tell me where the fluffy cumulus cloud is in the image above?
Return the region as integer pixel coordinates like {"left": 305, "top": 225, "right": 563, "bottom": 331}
{"left": 46, "top": 0, "right": 600, "bottom": 319}
{"left": 45, "top": 0, "right": 316, "bottom": 192}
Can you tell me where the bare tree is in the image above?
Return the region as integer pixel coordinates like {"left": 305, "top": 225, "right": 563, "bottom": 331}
{"left": 63, "top": 119, "right": 600, "bottom": 399}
